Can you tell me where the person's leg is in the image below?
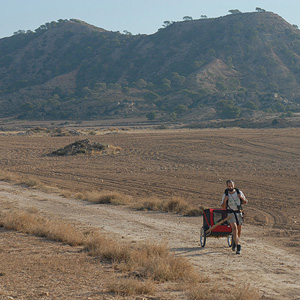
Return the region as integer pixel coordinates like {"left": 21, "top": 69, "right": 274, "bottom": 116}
{"left": 237, "top": 225, "right": 242, "bottom": 238}
{"left": 230, "top": 222, "right": 239, "bottom": 246}
{"left": 236, "top": 224, "right": 242, "bottom": 254}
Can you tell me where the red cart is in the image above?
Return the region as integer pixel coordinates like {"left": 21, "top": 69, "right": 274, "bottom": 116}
{"left": 200, "top": 208, "right": 233, "bottom": 247}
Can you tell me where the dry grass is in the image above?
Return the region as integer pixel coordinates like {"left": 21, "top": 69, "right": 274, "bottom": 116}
{"left": 0, "top": 208, "right": 198, "bottom": 296}
{"left": 0, "top": 210, "right": 85, "bottom": 246}
{"left": 162, "top": 196, "right": 189, "bottom": 213}
{"left": 0, "top": 170, "right": 57, "bottom": 193}
{"left": 84, "top": 232, "right": 200, "bottom": 283}
{"left": 130, "top": 242, "right": 200, "bottom": 282}
{"left": 76, "top": 190, "right": 133, "bottom": 205}
{"left": 0, "top": 208, "right": 259, "bottom": 298}
{"left": 84, "top": 230, "right": 132, "bottom": 264}
{"left": 90, "top": 145, "right": 122, "bottom": 156}
{"left": 61, "top": 187, "right": 203, "bottom": 216}
{"left": 187, "top": 283, "right": 260, "bottom": 300}
{"left": 230, "top": 285, "right": 260, "bottom": 300}
{"left": 0, "top": 207, "right": 198, "bottom": 284}
{"left": 106, "top": 276, "right": 155, "bottom": 296}
{"left": 0, "top": 170, "right": 203, "bottom": 216}
{"left": 136, "top": 196, "right": 204, "bottom": 216}
{"left": 184, "top": 206, "right": 205, "bottom": 216}
{"left": 135, "top": 196, "right": 163, "bottom": 211}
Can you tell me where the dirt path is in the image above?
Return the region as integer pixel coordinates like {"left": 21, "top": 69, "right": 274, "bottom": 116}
{"left": 1, "top": 181, "right": 299, "bottom": 300}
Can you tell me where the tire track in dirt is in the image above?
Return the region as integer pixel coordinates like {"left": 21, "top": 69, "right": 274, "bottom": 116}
{"left": 250, "top": 207, "right": 275, "bottom": 227}
{"left": 16, "top": 166, "right": 205, "bottom": 199}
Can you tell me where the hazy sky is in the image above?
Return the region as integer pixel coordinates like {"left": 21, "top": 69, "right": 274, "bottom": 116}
{"left": 0, "top": 0, "right": 300, "bottom": 38}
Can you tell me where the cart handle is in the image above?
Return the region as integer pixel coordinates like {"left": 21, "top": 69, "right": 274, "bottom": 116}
{"left": 205, "top": 214, "right": 232, "bottom": 234}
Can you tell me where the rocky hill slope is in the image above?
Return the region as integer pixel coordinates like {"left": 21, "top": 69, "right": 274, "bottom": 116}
{"left": 1, "top": 12, "right": 300, "bottom": 122}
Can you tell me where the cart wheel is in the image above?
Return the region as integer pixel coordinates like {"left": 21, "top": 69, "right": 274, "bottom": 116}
{"left": 200, "top": 226, "right": 206, "bottom": 247}
{"left": 227, "top": 234, "right": 233, "bottom": 247}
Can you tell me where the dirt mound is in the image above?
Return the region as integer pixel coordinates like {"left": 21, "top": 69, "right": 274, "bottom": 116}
{"left": 48, "top": 139, "right": 118, "bottom": 156}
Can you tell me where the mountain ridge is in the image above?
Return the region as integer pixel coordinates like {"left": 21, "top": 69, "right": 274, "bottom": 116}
{"left": 1, "top": 12, "right": 300, "bottom": 122}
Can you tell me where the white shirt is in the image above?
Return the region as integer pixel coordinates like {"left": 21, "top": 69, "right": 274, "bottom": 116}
{"left": 221, "top": 190, "right": 245, "bottom": 211}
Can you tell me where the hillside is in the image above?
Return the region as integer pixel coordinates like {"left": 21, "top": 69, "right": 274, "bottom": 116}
{"left": 1, "top": 12, "right": 300, "bottom": 122}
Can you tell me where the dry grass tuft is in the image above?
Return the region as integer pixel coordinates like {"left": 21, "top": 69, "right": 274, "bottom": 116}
{"left": 84, "top": 233, "right": 199, "bottom": 282}
{"left": 106, "top": 276, "right": 155, "bottom": 296}
{"left": 135, "top": 196, "right": 164, "bottom": 211}
{"left": 187, "top": 285, "right": 218, "bottom": 300}
{"left": 130, "top": 242, "right": 199, "bottom": 282}
{"left": 162, "top": 196, "right": 189, "bottom": 213}
{"left": 135, "top": 196, "right": 203, "bottom": 216}
{"left": 229, "top": 284, "right": 260, "bottom": 300}
{"left": 187, "top": 283, "right": 260, "bottom": 300}
{"left": 59, "top": 189, "right": 74, "bottom": 198}
{"left": 76, "top": 190, "right": 133, "bottom": 205}
{"left": 0, "top": 170, "right": 15, "bottom": 182}
{"left": 0, "top": 210, "right": 85, "bottom": 246}
{"left": 84, "top": 231, "right": 132, "bottom": 263}
{"left": 184, "top": 206, "right": 205, "bottom": 216}
{"left": 18, "top": 177, "right": 41, "bottom": 188}
{"left": 0, "top": 170, "right": 57, "bottom": 193}
{"left": 123, "top": 242, "right": 197, "bottom": 282}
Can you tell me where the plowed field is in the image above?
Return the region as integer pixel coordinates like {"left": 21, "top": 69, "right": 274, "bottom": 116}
{"left": 1, "top": 128, "right": 299, "bottom": 232}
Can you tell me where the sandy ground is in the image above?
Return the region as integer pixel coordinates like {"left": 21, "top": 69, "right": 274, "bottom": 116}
{"left": 0, "top": 228, "right": 111, "bottom": 300}
{"left": 0, "top": 181, "right": 299, "bottom": 300}
{"left": 0, "top": 127, "right": 300, "bottom": 299}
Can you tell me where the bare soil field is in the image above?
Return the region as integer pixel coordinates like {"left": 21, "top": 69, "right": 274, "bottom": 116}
{"left": 0, "top": 127, "right": 300, "bottom": 299}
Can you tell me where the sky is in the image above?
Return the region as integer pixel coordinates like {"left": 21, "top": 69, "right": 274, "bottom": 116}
{"left": 0, "top": 0, "right": 300, "bottom": 38}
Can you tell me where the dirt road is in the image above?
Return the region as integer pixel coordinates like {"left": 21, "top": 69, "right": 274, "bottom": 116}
{"left": 1, "top": 181, "right": 299, "bottom": 300}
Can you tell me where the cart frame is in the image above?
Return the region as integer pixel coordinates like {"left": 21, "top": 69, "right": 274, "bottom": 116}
{"left": 200, "top": 208, "right": 233, "bottom": 248}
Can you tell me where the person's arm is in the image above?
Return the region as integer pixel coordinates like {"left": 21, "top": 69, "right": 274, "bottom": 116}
{"left": 221, "top": 195, "right": 228, "bottom": 209}
{"left": 239, "top": 191, "right": 248, "bottom": 205}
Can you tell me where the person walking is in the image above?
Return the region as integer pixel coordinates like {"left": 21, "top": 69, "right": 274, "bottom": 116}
{"left": 221, "top": 179, "right": 248, "bottom": 254}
